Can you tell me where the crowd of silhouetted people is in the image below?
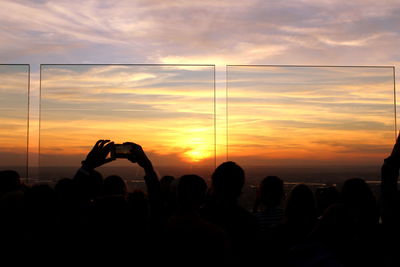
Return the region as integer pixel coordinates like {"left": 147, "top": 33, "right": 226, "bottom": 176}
{"left": 2, "top": 138, "right": 400, "bottom": 266}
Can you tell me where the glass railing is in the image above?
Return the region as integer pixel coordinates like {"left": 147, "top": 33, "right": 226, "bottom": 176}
{"left": 0, "top": 64, "right": 29, "bottom": 178}
{"left": 39, "top": 64, "right": 216, "bottom": 182}
{"left": 227, "top": 65, "right": 396, "bottom": 185}
{"left": 0, "top": 64, "right": 395, "bottom": 189}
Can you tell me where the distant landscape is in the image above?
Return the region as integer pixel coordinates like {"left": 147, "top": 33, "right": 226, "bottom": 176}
{"left": 24, "top": 163, "right": 384, "bottom": 211}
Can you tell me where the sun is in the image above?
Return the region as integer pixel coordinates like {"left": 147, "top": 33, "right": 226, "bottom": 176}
{"left": 179, "top": 131, "right": 213, "bottom": 163}
{"left": 183, "top": 147, "right": 211, "bottom": 163}
{"left": 184, "top": 150, "right": 205, "bottom": 162}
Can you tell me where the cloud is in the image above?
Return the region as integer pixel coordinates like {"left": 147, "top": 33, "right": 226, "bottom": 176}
{"left": 226, "top": 65, "right": 395, "bottom": 166}
{"left": 37, "top": 64, "right": 215, "bottom": 168}
{"left": 0, "top": 0, "right": 398, "bottom": 66}
{"left": 0, "top": 0, "right": 399, "bottom": 173}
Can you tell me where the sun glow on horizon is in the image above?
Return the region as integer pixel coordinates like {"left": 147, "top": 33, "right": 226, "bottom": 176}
{"left": 38, "top": 65, "right": 216, "bottom": 168}
{"left": 1, "top": 64, "right": 396, "bottom": 181}
{"left": 183, "top": 147, "right": 213, "bottom": 163}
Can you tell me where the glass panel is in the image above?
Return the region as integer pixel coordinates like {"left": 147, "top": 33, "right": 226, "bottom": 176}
{"left": 39, "top": 65, "right": 215, "bottom": 183}
{"left": 0, "top": 65, "right": 29, "bottom": 177}
{"left": 227, "top": 66, "right": 395, "bottom": 185}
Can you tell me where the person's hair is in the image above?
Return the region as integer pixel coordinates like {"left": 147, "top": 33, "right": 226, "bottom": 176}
{"left": 0, "top": 170, "right": 21, "bottom": 194}
{"left": 341, "top": 178, "right": 375, "bottom": 208}
{"left": 103, "top": 175, "right": 127, "bottom": 196}
{"left": 285, "top": 184, "right": 316, "bottom": 226}
{"left": 128, "top": 190, "right": 148, "bottom": 217}
{"left": 160, "top": 175, "right": 175, "bottom": 187}
{"left": 75, "top": 170, "right": 104, "bottom": 201}
{"left": 177, "top": 174, "right": 207, "bottom": 209}
{"left": 211, "top": 161, "right": 245, "bottom": 201}
{"left": 340, "top": 178, "right": 378, "bottom": 225}
{"left": 25, "top": 184, "right": 57, "bottom": 211}
{"left": 259, "top": 176, "right": 284, "bottom": 208}
{"left": 160, "top": 175, "right": 175, "bottom": 195}
{"left": 315, "top": 186, "right": 339, "bottom": 217}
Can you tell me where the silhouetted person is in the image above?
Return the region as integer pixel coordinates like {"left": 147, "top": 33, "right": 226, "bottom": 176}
{"left": 166, "top": 175, "right": 228, "bottom": 265}
{"left": 127, "top": 189, "right": 148, "bottom": 225}
{"left": 315, "top": 185, "right": 339, "bottom": 218}
{"left": 160, "top": 175, "right": 175, "bottom": 194}
{"left": 70, "top": 139, "right": 161, "bottom": 264}
{"left": 201, "top": 161, "right": 257, "bottom": 265}
{"left": 160, "top": 175, "right": 176, "bottom": 217}
{"left": 55, "top": 178, "right": 81, "bottom": 217}
{"left": 381, "top": 132, "right": 400, "bottom": 266}
{"left": 254, "top": 176, "right": 284, "bottom": 230}
{"left": 74, "top": 140, "right": 161, "bottom": 216}
{"left": 53, "top": 178, "right": 85, "bottom": 257}
{"left": 310, "top": 203, "right": 358, "bottom": 266}
{"left": 341, "top": 178, "right": 379, "bottom": 230}
{"left": 74, "top": 169, "right": 103, "bottom": 206}
{"left": 0, "top": 170, "right": 26, "bottom": 261}
{"left": 309, "top": 178, "right": 380, "bottom": 267}
{"left": 0, "top": 170, "right": 25, "bottom": 212}
{"left": 103, "top": 175, "right": 127, "bottom": 196}
{"left": 90, "top": 175, "right": 131, "bottom": 256}
{"left": 265, "top": 184, "right": 317, "bottom": 266}
{"left": 343, "top": 178, "right": 381, "bottom": 266}
{"left": 24, "top": 184, "right": 58, "bottom": 259}
{"left": 0, "top": 170, "right": 21, "bottom": 196}
{"left": 285, "top": 184, "right": 317, "bottom": 240}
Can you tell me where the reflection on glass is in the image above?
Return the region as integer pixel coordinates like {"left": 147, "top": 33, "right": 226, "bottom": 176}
{"left": 40, "top": 65, "right": 215, "bottom": 180}
{"left": 227, "top": 66, "right": 395, "bottom": 182}
{"left": 0, "top": 65, "right": 29, "bottom": 177}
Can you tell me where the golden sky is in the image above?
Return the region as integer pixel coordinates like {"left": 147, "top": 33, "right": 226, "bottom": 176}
{"left": 227, "top": 66, "right": 395, "bottom": 167}
{"left": 0, "top": 64, "right": 396, "bottom": 175}
{"left": 0, "top": 65, "right": 29, "bottom": 173}
{"left": 0, "top": 1, "right": 399, "bottom": 178}
{"left": 39, "top": 65, "right": 215, "bottom": 167}
{"left": 38, "top": 64, "right": 398, "bottom": 169}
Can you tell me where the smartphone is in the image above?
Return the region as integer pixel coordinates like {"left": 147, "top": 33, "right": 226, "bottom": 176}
{"left": 111, "top": 143, "right": 135, "bottom": 159}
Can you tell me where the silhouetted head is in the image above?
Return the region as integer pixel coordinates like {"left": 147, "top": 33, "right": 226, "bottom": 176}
{"left": 160, "top": 175, "right": 175, "bottom": 198}
{"left": 311, "top": 203, "right": 352, "bottom": 248}
{"left": 160, "top": 175, "right": 175, "bottom": 190}
{"left": 55, "top": 178, "right": 75, "bottom": 195}
{"left": 340, "top": 178, "right": 378, "bottom": 225}
{"left": 128, "top": 190, "right": 148, "bottom": 218}
{"left": 75, "top": 170, "right": 104, "bottom": 202}
{"left": 0, "top": 170, "right": 21, "bottom": 195}
{"left": 177, "top": 174, "right": 207, "bottom": 210}
{"left": 259, "top": 176, "right": 284, "bottom": 208}
{"left": 341, "top": 178, "right": 375, "bottom": 208}
{"left": 25, "top": 184, "right": 57, "bottom": 212}
{"left": 211, "top": 161, "right": 245, "bottom": 202}
{"left": 315, "top": 186, "right": 339, "bottom": 217}
{"left": 285, "top": 184, "right": 317, "bottom": 228}
{"left": 55, "top": 178, "right": 78, "bottom": 204}
{"left": 103, "top": 175, "right": 127, "bottom": 196}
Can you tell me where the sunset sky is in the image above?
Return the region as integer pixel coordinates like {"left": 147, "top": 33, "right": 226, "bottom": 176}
{"left": 40, "top": 64, "right": 215, "bottom": 168}
{"left": 0, "top": 65, "right": 29, "bottom": 176}
{"left": 0, "top": 0, "right": 399, "bottom": 178}
{"left": 227, "top": 65, "right": 395, "bottom": 167}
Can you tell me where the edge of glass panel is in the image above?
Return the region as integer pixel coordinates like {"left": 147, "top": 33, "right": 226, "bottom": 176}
{"left": 0, "top": 64, "right": 29, "bottom": 180}
{"left": 225, "top": 64, "right": 397, "bottom": 160}
{"left": 38, "top": 64, "right": 217, "bottom": 177}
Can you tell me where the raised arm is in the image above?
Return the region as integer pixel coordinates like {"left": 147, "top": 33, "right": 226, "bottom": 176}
{"left": 124, "top": 142, "right": 162, "bottom": 218}
{"left": 74, "top": 139, "right": 115, "bottom": 179}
